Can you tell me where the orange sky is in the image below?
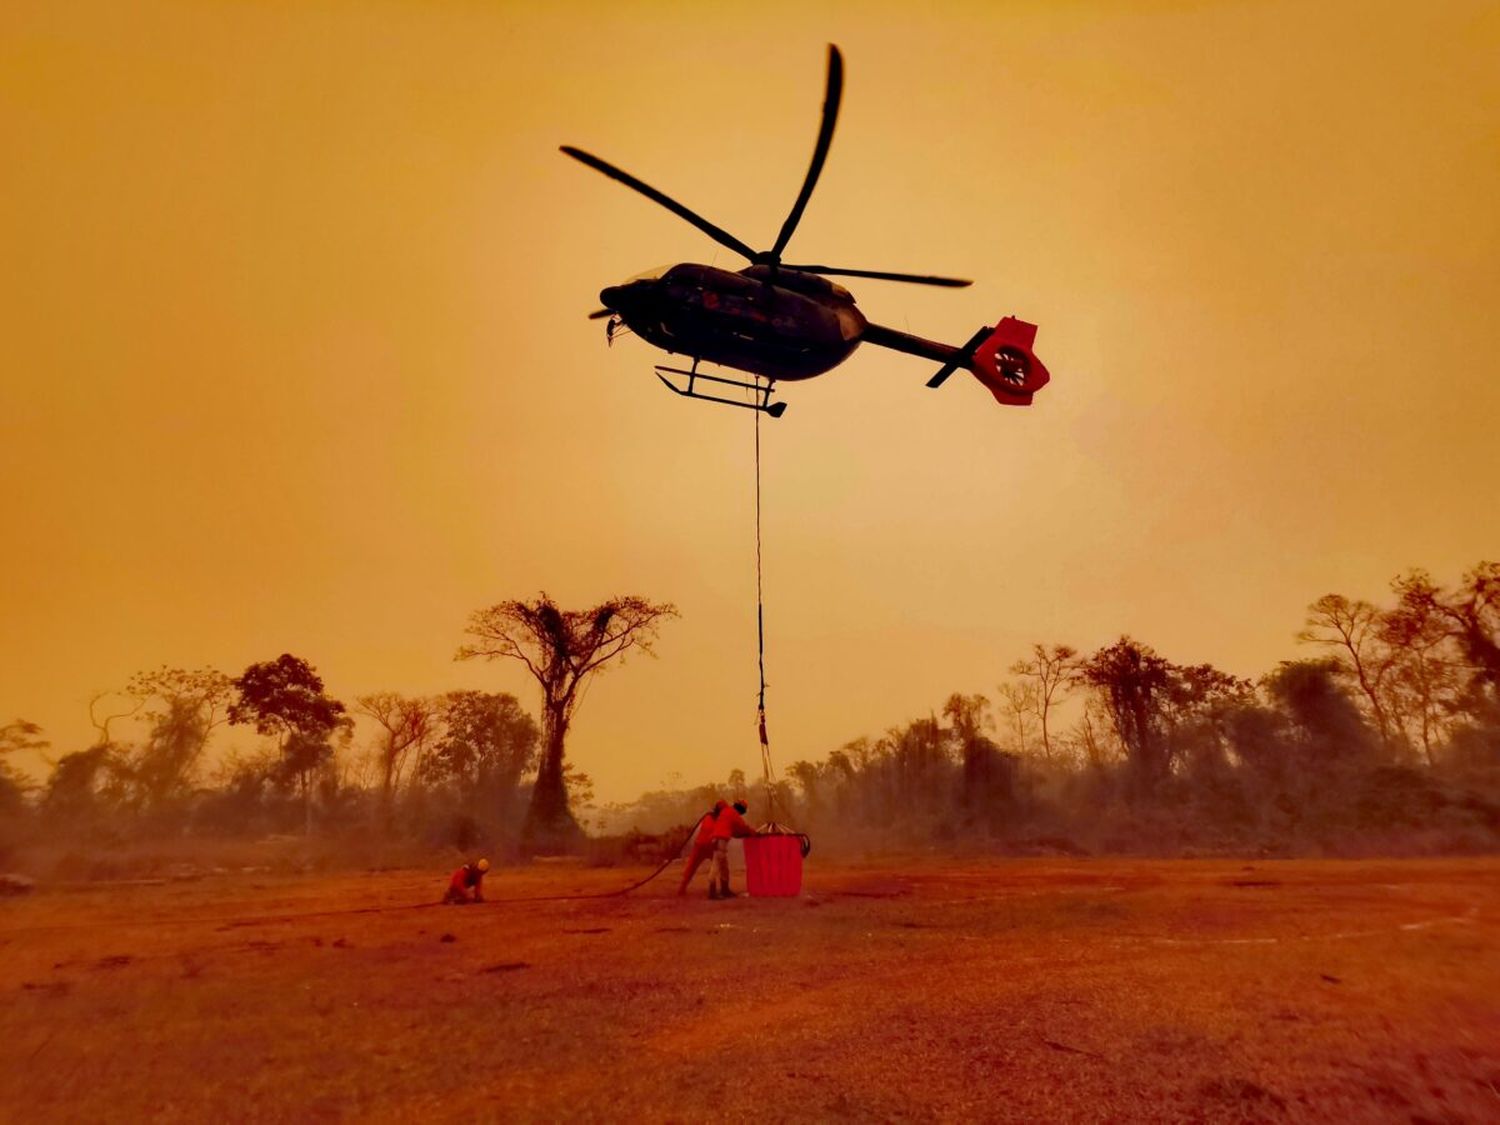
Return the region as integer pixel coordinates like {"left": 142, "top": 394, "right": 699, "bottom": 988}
{"left": 3, "top": 1, "right": 1497, "bottom": 805}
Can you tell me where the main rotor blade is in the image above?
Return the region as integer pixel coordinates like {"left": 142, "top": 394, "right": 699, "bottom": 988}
{"left": 560, "top": 145, "right": 756, "bottom": 261}
{"left": 784, "top": 265, "right": 973, "bottom": 288}
{"left": 769, "top": 44, "right": 844, "bottom": 261}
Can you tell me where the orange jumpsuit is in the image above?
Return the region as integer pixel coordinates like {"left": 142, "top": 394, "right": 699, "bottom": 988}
{"left": 708, "top": 804, "right": 757, "bottom": 896}
{"left": 443, "top": 863, "right": 486, "bottom": 904}
{"left": 677, "top": 802, "right": 725, "bottom": 895}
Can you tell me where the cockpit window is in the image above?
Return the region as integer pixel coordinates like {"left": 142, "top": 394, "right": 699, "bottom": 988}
{"left": 622, "top": 265, "right": 672, "bottom": 283}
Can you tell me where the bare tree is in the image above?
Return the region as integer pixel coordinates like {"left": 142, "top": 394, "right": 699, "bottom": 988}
{"left": 995, "top": 680, "right": 1039, "bottom": 758}
{"left": 1381, "top": 579, "right": 1462, "bottom": 765}
{"left": 87, "top": 691, "right": 144, "bottom": 747}
{"left": 122, "top": 667, "right": 234, "bottom": 809}
{"left": 456, "top": 593, "right": 677, "bottom": 848}
{"left": 1068, "top": 698, "right": 1116, "bottom": 769}
{"left": 1009, "top": 644, "right": 1078, "bottom": 762}
{"left": 355, "top": 692, "right": 439, "bottom": 827}
{"left": 1298, "top": 594, "right": 1399, "bottom": 751}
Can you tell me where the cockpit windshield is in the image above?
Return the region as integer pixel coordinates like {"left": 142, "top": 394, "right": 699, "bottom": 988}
{"left": 622, "top": 265, "right": 673, "bottom": 283}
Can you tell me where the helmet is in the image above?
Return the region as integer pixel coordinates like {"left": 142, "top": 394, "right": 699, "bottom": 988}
{"left": 732, "top": 798, "right": 748, "bottom": 815}
{"left": 475, "top": 858, "right": 491, "bottom": 873}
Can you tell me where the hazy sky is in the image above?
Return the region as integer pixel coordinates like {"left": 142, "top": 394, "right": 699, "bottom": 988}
{"left": 3, "top": 1, "right": 1497, "bottom": 804}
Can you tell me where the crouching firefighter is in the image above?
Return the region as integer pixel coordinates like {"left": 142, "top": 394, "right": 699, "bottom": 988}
{"left": 443, "top": 857, "right": 490, "bottom": 904}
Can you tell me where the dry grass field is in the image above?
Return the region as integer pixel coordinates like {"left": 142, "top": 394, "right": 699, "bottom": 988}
{"left": 2, "top": 855, "right": 1496, "bottom": 1122}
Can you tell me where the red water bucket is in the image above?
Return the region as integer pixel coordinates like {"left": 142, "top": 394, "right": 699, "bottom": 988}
{"left": 744, "top": 833, "right": 805, "bottom": 897}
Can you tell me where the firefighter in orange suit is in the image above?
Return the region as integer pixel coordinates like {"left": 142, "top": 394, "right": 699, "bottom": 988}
{"left": 677, "top": 801, "right": 726, "bottom": 897}
{"left": 443, "top": 858, "right": 490, "bottom": 904}
{"left": 708, "top": 799, "right": 757, "bottom": 899}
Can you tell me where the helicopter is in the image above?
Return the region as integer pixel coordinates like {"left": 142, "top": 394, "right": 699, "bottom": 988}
{"left": 561, "top": 45, "right": 1050, "bottom": 419}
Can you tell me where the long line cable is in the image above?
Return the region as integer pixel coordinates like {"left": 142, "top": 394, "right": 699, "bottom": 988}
{"left": 755, "top": 390, "right": 766, "bottom": 718}
{"left": 754, "top": 388, "right": 779, "bottom": 820}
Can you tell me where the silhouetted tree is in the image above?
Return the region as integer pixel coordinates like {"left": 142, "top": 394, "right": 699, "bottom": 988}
{"left": 1393, "top": 563, "right": 1500, "bottom": 703}
{"left": 893, "top": 718, "right": 950, "bottom": 807}
{"left": 456, "top": 593, "right": 677, "bottom": 849}
{"left": 1079, "top": 638, "right": 1174, "bottom": 798}
{"left": 1381, "top": 581, "right": 1462, "bottom": 765}
{"left": 119, "top": 667, "right": 233, "bottom": 811}
{"left": 1162, "top": 662, "right": 1256, "bottom": 775}
{"left": 1390, "top": 563, "right": 1500, "bottom": 774}
{"left": 420, "top": 690, "right": 539, "bottom": 828}
{"left": 87, "top": 691, "right": 143, "bottom": 746}
{"left": 1009, "top": 644, "right": 1079, "bottom": 761}
{"left": 995, "top": 680, "right": 1039, "bottom": 757}
{"left": 42, "top": 745, "right": 129, "bottom": 827}
{"left": 564, "top": 763, "right": 596, "bottom": 816}
{"left": 1079, "top": 638, "right": 1250, "bottom": 800}
{"left": 1063, "top": 699, "right": 1116, "bottom": 770}
{"left": 944, "top": 693, "right": 1015, "bottom": 822}
{"left": 786, "top": 759, "right": 826, "bottom": 819}
{"left": 1298, "top": 593, "right": 1399, "bottom": 751}
{"left": 355, "top": 692, "right": 438, "bottom": 828}
{"left": 228, "top": 654, "right": 348, "bottom": 833}
{"left": 0, "top": 720, "right": 44, "bottom": 816}
{"left": 1262, "top": 658, "right": 1378, "bottom": 767}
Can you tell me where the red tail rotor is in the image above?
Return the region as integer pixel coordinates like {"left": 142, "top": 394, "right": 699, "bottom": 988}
{"left": 970, "top": 317, "right": 1050, "bottom": 406}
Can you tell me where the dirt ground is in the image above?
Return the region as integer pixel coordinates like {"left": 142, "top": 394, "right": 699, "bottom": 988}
{"left": 1, "top": 855, "right": 1496, "bottom": 1123}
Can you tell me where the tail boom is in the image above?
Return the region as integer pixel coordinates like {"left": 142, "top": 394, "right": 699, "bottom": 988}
{"left": 863, "top": 317, "right": 1050, "bottom": 406}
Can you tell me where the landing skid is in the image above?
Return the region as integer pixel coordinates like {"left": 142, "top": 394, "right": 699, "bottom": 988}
{"left": 654, "top": 362, "right": 787, "bottom": 418}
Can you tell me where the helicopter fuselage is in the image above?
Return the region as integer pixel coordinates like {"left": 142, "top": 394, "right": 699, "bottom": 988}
{"left": 601, "top": 263, "right": 868, "bottom": 382}
{"left": 565, "top": 45, "right": 1051, "bottom": 415}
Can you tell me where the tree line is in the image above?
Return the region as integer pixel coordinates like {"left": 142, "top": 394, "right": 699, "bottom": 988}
{"left": 605, "top": 562, "right": 1500, "bottom": 855}
{"left": 3, "top": 565, "right": 1497, "bottom": 860}
{"left": 0, "top": 593, "right": 674, "bottom": 857}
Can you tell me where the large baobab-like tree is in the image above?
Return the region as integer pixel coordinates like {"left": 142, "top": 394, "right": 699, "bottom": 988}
{"left": 456, "top": 593, "right": 676, "bottom": 848}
